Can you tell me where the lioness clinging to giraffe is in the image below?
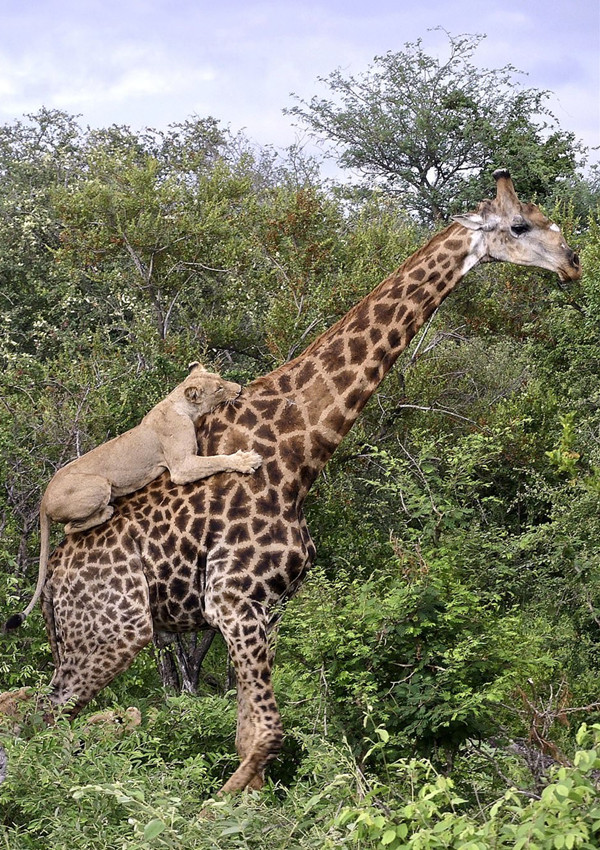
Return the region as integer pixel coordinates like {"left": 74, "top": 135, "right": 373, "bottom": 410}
{"left": 6, "top": 171, "right": 581, "bottom": 796}
{"left": 5, "top": 362, "right": 262, "bottom": 630}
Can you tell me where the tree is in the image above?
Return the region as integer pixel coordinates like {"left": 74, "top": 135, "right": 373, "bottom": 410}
{"left": 52, "top": 122, "right": 261, "bottom": 343}
{"left": 0, "top": 109, "right": 86, "bottom": 361}
{"left": 287, "top": 31, "right": 586, "bottom": 224}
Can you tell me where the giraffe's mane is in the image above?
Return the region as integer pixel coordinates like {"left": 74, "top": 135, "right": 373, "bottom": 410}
{"left": 247, "top": 221, "right": 462, "bottom": 393}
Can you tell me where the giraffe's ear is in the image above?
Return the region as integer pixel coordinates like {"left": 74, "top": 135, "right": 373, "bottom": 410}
{"left": 452, "top": 213, "right": 498, "bottom": 232}
{"left": 452, "top": 213, "right": 484, "bottom": 230}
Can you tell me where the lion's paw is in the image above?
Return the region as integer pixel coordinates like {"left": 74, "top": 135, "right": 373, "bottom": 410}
{"left": 235, "top": 450, "right": 263, "bottom": 473}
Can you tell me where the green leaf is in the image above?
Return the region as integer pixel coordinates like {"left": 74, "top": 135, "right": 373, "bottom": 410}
{"left": 220, "top": 825, "right": 245, "bottom": 836}
{"left": 381, "top": 828, "right": 398, "bottom": 845}
{"left": 143, "top": 819, "right": 167, "bottom": 841}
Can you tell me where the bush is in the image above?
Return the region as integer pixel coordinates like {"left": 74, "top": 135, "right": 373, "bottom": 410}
{"left": 275, "top": 562, "right": 557, "bottom": 765}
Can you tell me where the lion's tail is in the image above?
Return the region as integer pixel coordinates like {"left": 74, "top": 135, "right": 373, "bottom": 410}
{"left": 4, "top": 508, "right": 51, "bottom": 632}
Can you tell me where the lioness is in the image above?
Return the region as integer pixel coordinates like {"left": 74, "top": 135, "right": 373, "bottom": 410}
{"left": 6, "top": 363, "right": 261, "bottom": 629}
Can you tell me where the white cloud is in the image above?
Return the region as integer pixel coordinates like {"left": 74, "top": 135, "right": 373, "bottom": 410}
{"left": 0, "top": 0, "right": 596, "bottom": 161}
{"left": 0, "top": 76, "right": 16, "bottom": 98}
{"left": 51, "top": 65, "right": 216, "bottom": 109}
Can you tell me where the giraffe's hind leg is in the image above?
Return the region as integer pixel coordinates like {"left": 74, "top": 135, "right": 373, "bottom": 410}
{"left": 207, "top": 598, "right": 283, "bottom": 794}
{"left": 43, "top": 558, "right": 154, "bottom": 715}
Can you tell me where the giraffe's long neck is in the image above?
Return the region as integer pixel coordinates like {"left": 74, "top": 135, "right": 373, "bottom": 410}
{"left": 206, "top": 223, "right": 480, "bottom": 503}
{"left": 290, "top": 223, "right": 477, "bottom": 415}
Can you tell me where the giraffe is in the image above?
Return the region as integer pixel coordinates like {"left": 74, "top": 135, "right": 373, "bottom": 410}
{"left": 8, "top": 170, "right": 581, "bottom": 794}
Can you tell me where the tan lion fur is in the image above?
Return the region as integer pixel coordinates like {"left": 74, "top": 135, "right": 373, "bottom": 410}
{"left": 0, "top": 688, "right": 141, "bottom": 738}
{"left": 0, "top": 688, "right": 38, "bottom": 734}
{"left": 6, "top": 363, "right": 261, "bottom": 629}
{"left": 82, "top": 706, "right": 142, "bottom": 734}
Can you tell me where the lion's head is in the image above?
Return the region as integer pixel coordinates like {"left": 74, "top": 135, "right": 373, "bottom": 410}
{"left": 182, "top": 363, "right": 242, "bottom": 417}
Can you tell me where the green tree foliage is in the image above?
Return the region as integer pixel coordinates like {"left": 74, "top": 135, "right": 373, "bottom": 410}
{"left": 287, "top": 31, "right": 588, "bottom": 223}
{"left": 0, "top": 109, "right": 85, "bottom": 359}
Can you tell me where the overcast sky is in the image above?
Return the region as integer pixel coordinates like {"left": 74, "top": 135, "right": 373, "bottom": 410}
{"left": 1, "top": 0, "right": 598, "bottom": 166}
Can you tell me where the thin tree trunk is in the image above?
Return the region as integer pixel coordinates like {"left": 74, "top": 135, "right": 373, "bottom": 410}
{"left": 153, "top": 629, "right": 218, "bottom": 694}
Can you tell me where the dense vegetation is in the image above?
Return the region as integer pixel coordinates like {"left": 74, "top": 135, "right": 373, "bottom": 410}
{"left": 1, "top": 34, "right": 600, "bottom": 847}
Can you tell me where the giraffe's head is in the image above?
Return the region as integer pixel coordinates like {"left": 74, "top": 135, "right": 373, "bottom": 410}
{"left": 452, "top": 169, "right": 581, "bottom": 282}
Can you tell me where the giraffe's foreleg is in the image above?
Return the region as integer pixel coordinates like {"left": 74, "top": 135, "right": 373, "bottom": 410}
{"left": 208, "top": 599, "right": 283, "bottom": 794}
{"left": 233, "top": 615, "right": 281, "bottom": 791}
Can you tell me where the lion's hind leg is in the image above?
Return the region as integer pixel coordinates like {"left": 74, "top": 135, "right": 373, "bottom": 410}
{"left": 48, "top": 473, "right": 114, "bottom": 534}
{"left": 64, "top": 505, "right": 114, "bottom": 534}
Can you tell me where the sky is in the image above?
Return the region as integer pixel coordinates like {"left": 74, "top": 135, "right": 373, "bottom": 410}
{"left": 0, "top": 0, "right": 598, "bottom": 167}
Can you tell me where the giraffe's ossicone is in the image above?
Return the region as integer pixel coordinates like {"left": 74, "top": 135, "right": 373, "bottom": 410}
{"left": 7, "top": 170, "right": 581, "bottom": 795}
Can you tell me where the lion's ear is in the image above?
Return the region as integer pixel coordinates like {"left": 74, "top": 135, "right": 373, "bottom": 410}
{"left": 187, "top": 361, "right": 206, "bottom": 374}
{"left": 184, "top": 385, "right": 204, "bottom": 404}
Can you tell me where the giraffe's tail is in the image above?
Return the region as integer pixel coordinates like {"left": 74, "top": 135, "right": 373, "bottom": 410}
{"left": 3, "top": 612, "right": 26, "bottom": 631}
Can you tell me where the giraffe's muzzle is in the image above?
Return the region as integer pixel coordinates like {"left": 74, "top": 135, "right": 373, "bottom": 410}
{"left": 559, "top": 249, "right": 581, "bottom": 282}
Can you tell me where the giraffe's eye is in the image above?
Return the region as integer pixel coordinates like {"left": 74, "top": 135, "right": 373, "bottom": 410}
{"left": 510, "top": 217, "right": 530, "bottom": 237}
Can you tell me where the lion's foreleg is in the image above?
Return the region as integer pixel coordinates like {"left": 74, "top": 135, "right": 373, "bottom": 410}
{"left": 168, "top": 450, "right": 262, "bottom": 485}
